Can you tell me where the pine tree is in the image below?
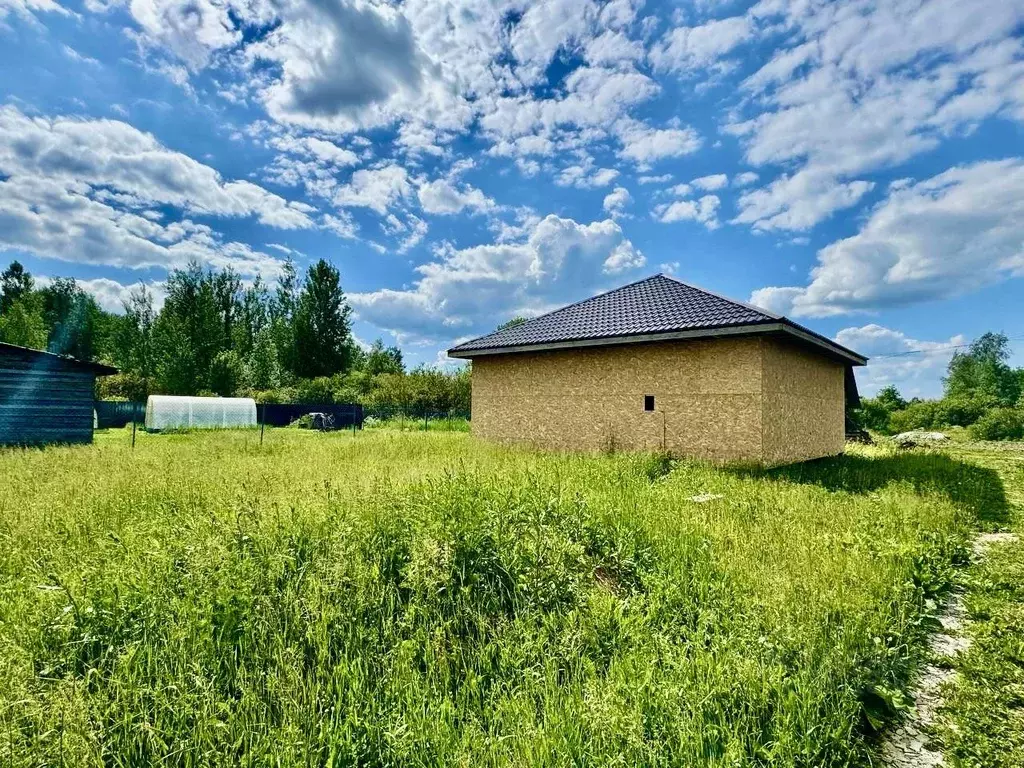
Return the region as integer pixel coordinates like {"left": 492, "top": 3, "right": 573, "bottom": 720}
{"left": 294, "top": 259, "right": 353, "bottom": 378}
{"left": 0, "top": 260, "right": 34, "bottom": 314}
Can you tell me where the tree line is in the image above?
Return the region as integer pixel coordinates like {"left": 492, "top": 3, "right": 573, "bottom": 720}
{"left": 855, "top": 332, "right": 1024, "bottom": 440}
{"left": 0, "top": 259, "right": 470, "bottom": 415}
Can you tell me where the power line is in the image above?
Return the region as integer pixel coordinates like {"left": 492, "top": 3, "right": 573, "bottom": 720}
{"left": 866, "top": 335, "right": 1024, "bottom": 360}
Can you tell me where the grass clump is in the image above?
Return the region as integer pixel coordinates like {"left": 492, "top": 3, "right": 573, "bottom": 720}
{"left": 0, "top": 432, "right": 996, "bottom": 766}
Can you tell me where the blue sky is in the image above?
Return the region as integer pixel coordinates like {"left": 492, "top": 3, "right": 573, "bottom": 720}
{"left": 1, "top": 0, "right": 1022, "bottom": 396}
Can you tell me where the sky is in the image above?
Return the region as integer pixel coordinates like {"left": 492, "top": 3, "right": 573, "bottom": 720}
{"left": 0, "top": 0, "right": 1022, "bottom": 397}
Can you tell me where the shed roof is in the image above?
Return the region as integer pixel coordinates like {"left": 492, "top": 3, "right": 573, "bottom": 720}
{"left": 447, "top": 274, "right": 866, "bottom": 365}
{"left": 0, "top": 342, "right": 119, "bottom": 375}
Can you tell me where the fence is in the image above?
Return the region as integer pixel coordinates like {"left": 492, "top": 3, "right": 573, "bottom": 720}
{"left": 94, "top": 401, "right": 468, "bottom": 433}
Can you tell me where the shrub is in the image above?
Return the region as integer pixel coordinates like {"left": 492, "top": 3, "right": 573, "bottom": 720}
{"left": 889, "top": 401, "right": 940, "bottom": 433}
{"left": 934, "top": 393, "right": 998, "bottom": 427}
{"left": 969, "top": 408, "right": 1024, "bottom": 441}
{"left": 294, "top": 376, "right": 336, "bottom": 404}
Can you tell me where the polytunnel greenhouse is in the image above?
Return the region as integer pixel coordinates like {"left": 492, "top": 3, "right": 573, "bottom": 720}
{"left": 145, "top": 395, "right": 258, "bottom": 431}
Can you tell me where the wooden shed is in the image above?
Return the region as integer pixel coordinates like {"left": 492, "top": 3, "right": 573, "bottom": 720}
{"left": 447, "top": 275, "right": 867, "bottom": 464}
{"left": 0, "top": 342, "right": 118, "bottom": 447}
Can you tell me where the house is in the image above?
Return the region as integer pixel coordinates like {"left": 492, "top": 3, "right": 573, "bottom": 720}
{"left": 447, "top": 275, "right": 866, "bottom": 464}
{"left": 0, "top": 342, "right": 118, "bottom": 447}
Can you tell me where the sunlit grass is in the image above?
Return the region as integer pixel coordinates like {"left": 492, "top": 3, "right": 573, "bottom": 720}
{"left": 0, "top": 432, "right": 998, "bottom": 766}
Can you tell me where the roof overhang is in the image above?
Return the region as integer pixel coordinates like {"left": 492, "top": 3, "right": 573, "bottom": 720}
{"left": 0, "top": 342, "right": 120, "bottom": 375}
{"left": 448, "top": 321, "right": 867, "bottom": 366}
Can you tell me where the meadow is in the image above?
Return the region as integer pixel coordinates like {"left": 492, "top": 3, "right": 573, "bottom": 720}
{"left": 0, "top": 429, "right": 1010, "bottom": 766}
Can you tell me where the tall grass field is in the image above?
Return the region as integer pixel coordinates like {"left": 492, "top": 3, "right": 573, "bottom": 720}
{"left": 0, "top": 430, "right": 1007, "bottom": 766}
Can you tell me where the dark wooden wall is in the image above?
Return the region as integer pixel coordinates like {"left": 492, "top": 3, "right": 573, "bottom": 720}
{"left": 0, "top": 350, "right": 97, "bottom": 446}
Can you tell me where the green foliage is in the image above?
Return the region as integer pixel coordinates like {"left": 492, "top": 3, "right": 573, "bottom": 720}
{"left": 945, "top": 332, "right": 1021, "bottom": 408}
{"left": 0, "top": 292, "right": 47, "bottom": 349}
{"left": 294, "top": 376, "right": 337, "bottom": 404}
{"left": 40, "top": 277, "right": 104, "bottom": 360}
{"left": 364, "top": 337, "right": 404, "bottom": 375}
{"left": 210, "top": 350, "right": 246, "bottom": 397}
{"left": 294, "top": 259, "right": 353, "bottom": 378}
{"left": 245, "top": 326, "right": 281, "bottom": 390}
{"left": 0, "top": 259, "right": 33, "bottom": 314}
{"left": 0, "top": 434, "right": 984, "bottom": 765}
{"left": 889, "top": 400, "right": 940, "bottom": 433}
{"left": 970, "top": 408, "right": 1024, "bottom": 441}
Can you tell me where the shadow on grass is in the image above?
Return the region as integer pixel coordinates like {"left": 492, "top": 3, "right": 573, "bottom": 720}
{"left": 731, "top": 452, "right": 1009, "bottom": 526}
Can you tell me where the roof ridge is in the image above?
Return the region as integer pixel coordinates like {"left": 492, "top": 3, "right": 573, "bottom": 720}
{"left": 659, "top": 273, "right": 782, "bottom": 321}
{"left": 450, "top": 273, "right": 667, "bottom": 350}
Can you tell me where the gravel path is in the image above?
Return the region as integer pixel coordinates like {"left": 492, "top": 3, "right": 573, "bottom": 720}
{"left": 881, "top": 532, "right": 1018, "bottom": 768}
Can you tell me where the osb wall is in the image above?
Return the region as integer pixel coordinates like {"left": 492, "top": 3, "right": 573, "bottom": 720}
{"left": 470, "top": 337, "right": 765, "bottom": 461}
{"left": 761, "top": 337, "right": 846, "bottom": 464}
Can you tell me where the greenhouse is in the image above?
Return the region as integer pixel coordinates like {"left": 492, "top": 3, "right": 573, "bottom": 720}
{"left": 145, "top": 395, "right": 258, "bottom": 431}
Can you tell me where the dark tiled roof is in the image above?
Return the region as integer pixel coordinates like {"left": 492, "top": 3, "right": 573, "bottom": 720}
{"left": 0, "top": 342, "right": 119, "bottom": 375}
{"left": 449, "top": 274, "right": 779, "bottom": 353}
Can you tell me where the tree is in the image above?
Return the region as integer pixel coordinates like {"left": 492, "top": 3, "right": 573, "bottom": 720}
{"left": 153, "top": 263, "right": 222, "bottom": 394}
{"left": 40, "top": 277, "right": 101, "bottom": 360}
{"left": 245, "top": 326, "right": 281, "bottom": 390}
{"left": 236, "top": 276, "right": 269, "bottom": 357}
{"left": 213, "top": 268, "right": 242, "bottom": 350}
{"left": 364, "top": 338, "right": 404, "bottom": 375}
{"left": 115, "top": 285, "right": 156, "bottom": 381}
{"left": 874, "top": 385, "right": 906, "bottom": 412}
{"left": 0, "top": 260, "right": 33, "bottom": 314}
{"left": 944, "top": 332, "right": 1021, "bottom": 407}
{"left": 293, "top": 259, "right": 354, "bottom": 378}
{"left": 210, "top": 350, "right": 245, "bottom": 397}
{"left": 270, "top": 257, "right": 299, "bottom": 377}
{"left": 0, "top": 294, "right": 47, "bottom": 349}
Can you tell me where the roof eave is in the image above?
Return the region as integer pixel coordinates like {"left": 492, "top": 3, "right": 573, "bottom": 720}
{"left": 448, "top": 322, "right": 867, "bottom": 366}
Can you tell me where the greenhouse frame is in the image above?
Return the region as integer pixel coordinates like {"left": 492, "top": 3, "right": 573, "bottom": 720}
{"left": 145, "top": 395, "right": 258, "bottom": 431}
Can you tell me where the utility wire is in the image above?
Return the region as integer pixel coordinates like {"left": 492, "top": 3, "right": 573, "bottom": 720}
{"left": 866, "top": 335, "right": 1024, "bottom": 360}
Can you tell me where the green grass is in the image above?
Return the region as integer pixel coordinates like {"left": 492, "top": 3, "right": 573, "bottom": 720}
{"left": 931, "top": 442, "right": 1024, "bottom": 768}
{"left": 0, "top": 431, "right": 1002, "bottom": 766}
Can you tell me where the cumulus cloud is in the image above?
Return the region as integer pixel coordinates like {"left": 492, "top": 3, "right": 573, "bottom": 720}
{"left": 556, "top": 165, "right": 620, "bottom": 189}
{"left": 728, "top": 0, "right": 1024, "bottom": 230}
{"left": 417, "top": 177, "right": 495, "bottom": 215}
{"left": 0, "top": 106, "right": 315, "bottom": 229}
{"left": 65, "top": 276, "right": 169, "bottom": 314}
{"left": 602, "top": 186, "right": 631, "bottom": 218}
{"left": 835, "top": 324, "right": 965, "bottom": 398}
{"left": 332, "top": 164, "right": 412, "bottom": 214}
{"left": 349, "top": 214, "right": 644, "bottom": 343}
{"left": 691, "top": 173, "right": 728, "bottom": 191}
{"left": 0, "top": 106, "right": 317, "bottom": 276}
{"left": 649, "top": 15, "right": 753, "bottom": 74}
{"left": 616, "top": 119, "right": 702, "bottom": 166}
{"left": 750, "top": 159, "right": 1024, "bottom": 316}
{"left": 654, "top": 195, "right": 720, "bottom": 229}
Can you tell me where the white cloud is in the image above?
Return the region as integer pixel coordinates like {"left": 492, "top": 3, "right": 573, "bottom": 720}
{"left": 350, "top": 214, "right": 644, "bottom": 342}
{"left": 734, "top": 171, "right": 759, "bottom": 186}
{"left": 728, "top": 0, "right": 1024, "bottom": 230}
{"left": 0, "top": 106, "right": 315, "bottom": 230}
{"left": 556, "top": 165, "right": 620, "bottom": 189}
{"left": 691, "top": 173, "right": 728, "bottom": 191}
{"left": 733, "top": 169, "right": 874, "bottom": 232}
{"left": 835, "top": 324, "right": 965, "bottom": 398}
{"left": 417, "top": 177, "right": 494, "bottom": 215}
{"left": 602, "top": 186, "right": 631, "bottom": 218}
{"left": 0, "top": 0, "right": 68, "bottom": 22}
{"left": 71, "top": 277, "right": 168, "bottom": 314}
{"left": 750, "top": 159, "right": 1024, "bottom": 316}
{"left": 650, "top": 15, "right": 754, "bottom": 74}
{"left": 638, "top": 173, "right": 672, "bottom": 184}
{"left": 654, "top": 195, "right": 720, "bottom": 229}
{"left": 332, "top": 164, "right": 412, "bottom": 214}
{"left": 616, "top": 119, "right": 702, "bottom": 166}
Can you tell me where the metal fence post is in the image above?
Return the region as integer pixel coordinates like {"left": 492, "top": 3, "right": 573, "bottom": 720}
{"left": 259, "top": 403, "right": 265, "bottom": 446}
{"left": 131, "top": 403, "right": 137, "bottom": 450}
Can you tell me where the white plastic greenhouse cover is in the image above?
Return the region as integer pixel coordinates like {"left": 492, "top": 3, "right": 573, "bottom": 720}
{"left": 145, "top": 395, "right": 258, "bottom": 431}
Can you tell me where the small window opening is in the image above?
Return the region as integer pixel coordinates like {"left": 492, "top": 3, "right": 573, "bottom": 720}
{"left": 644, "top": 395, "right": 655, "bottom": 412}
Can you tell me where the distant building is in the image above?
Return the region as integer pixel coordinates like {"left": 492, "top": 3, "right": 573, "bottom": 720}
{"left": 447, "top": 275, "right": 866, "bottom": 464}
{"left": 0, "top": 342, "right": 118, "bottom": 447}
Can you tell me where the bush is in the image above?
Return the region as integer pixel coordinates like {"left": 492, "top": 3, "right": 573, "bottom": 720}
{"left": 934, "top": 394, "right": 998, "bottom": 427}
{"left": 969, "top": 408, "right": 1024, "bottom": 441}
{"left": 294, "top": 376, "right": 336, "bottom": 404}
{"left": 889, "top": 401, "right": 940, "bottom": 433}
